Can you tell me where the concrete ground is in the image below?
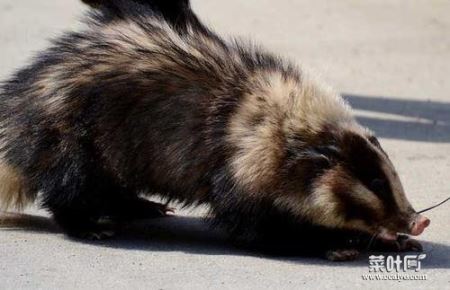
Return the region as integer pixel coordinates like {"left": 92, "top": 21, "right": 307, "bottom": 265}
{"left": 0, "top": 0, "right": 449, "bottom": 289}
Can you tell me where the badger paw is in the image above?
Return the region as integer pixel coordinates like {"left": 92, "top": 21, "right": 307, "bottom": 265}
{"left": 325, "top": 249, "right": 360, "bottom": 262}
{"left": 373, "top": 235, "right": 423, "bottom": 252}
{"left": 397, "top": 236, "right": 423, "bottom": 252}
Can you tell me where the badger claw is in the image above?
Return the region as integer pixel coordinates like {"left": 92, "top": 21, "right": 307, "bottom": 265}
{"left": 162, "top": 206, "right": 175, "bottom": 215}
{"left": 151, "top": 204, "right": 175, "bottom": 217}
{"left": 325, "top": 249, "right": 360, "bottom": 262}
{"left": 114, "top": 199, "right": 175, "bottom": 220}
{"left": 80, "top": 230, "right": 116, "bottom": 240}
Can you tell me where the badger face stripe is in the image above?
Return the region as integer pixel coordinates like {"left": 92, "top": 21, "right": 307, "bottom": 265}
{"left": 341, "top": 132, "right": 399, "bottom": 212}
{"left": 377, "top": 152, "right": 413, "bottom": 215}
{"left": 365, "top": 134, "right": 414, "bottom": 216}
{"left": 368, "top": 135, "right": 389, "bottom": 157}
{"left": 330, "top": 172, "right": 382, "bottom": 223}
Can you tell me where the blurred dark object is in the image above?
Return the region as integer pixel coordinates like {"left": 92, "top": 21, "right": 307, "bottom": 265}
{"left": 81, "top": 0, "right": 205, "bottom": 32}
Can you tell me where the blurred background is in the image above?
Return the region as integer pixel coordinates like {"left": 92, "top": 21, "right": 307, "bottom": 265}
{"left": 0, "top": 0, "right": 449, "bottom": 289}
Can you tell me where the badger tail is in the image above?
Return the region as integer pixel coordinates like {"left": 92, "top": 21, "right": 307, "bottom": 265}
{"left": 80, "top": 0, "right": 208, "bottom": 35}
{"left": 81, "top": 0, "right": 103, "bottom": 7}
{"left": 81, "top": 0, "right": 191, "bottom": 9}
{"left": 0, "top": 160, "right": 33, "bottom": 211}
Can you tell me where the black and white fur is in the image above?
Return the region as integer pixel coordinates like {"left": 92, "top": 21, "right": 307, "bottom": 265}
{"left": 0, "top": 0, "right": 426, "bottom": 260}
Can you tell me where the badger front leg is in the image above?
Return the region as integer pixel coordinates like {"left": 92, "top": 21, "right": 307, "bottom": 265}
{"left": 325, "top": 249, "right": 360, "bottom": 261}
{"left": 322, "top": 233, "right": 362, "bottom": 261}
{"left": 324, "top": 233, "right": 423, "bottom": 261}
{"left": 370, "top": 234, "right": 423, "bottom": 252}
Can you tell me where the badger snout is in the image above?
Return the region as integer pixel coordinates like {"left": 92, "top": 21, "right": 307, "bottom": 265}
{"left": 409, "top": 214, "right": 430, "bottom": 236}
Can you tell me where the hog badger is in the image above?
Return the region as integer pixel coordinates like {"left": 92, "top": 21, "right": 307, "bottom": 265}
{"left": 0, "top": 0, "right": 429, "bottom": 260}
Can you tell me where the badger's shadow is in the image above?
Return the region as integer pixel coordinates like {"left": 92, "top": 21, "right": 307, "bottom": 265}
{"left": 1, "top": 212, "right": 449, "bottom": 269}
{"left": 343, "top": 94, "right": 450, "bottom": 143}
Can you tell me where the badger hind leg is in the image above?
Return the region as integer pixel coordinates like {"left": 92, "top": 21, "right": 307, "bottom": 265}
{"left": 44, "top": 188, "right": 115, "bottom": 240}
{"left": 51, "top": 207, "right": 116, "bottom": 240}
{"left": 44, "top": 179, "right": 173, "bottom": 239}
{"left": 39, "top": 157, "right": 121, "bottom": 239}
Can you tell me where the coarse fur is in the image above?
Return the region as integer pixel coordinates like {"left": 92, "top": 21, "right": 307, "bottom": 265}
{"left": 0, "top": 0, "right": 423, "bottom": 258}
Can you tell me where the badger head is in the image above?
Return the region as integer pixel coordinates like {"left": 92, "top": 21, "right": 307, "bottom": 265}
{"left": 278, "top": 125, "right": 430, "bottom": 240}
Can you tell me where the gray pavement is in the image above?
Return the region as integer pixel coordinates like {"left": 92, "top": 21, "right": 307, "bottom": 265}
{"left": 0, "top": 0, "right": 449, "bottom": 289}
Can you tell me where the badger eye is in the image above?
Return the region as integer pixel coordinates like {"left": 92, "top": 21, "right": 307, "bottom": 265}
{"left": 315, "top": 145, "right": 340, "bottom": 159}
{"left": 368, "top": 136, "right": 381, "bottom": 148}
{"left": 370, "top": 178, "right": 386, "bottom": 192}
